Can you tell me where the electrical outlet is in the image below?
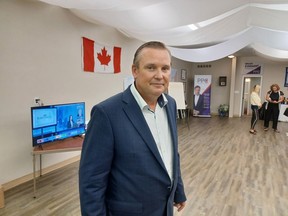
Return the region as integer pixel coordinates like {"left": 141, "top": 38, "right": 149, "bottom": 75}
{"left": 34, "top": 97, "right": 40, "bottom": 105}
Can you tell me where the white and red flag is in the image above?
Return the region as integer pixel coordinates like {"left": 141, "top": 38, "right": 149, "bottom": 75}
{"left": 82, "top": 37, "right": 121, "bottom": 73}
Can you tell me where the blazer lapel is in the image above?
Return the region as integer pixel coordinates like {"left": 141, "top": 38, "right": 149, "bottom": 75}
{"left": 121, "top": 89, "right": 167, "bottom": 172}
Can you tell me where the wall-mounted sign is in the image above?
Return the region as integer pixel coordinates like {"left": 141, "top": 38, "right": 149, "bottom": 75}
{"left": 243, "top": 62, "right": 262, "bottom": 74}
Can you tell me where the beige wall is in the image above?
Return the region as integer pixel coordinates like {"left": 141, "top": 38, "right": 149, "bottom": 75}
{"left": 170, "top": 58, "right": 193, "bottom": 105}
{"left": 190, "top": 58, "right": 232, "bottom": 114}
{"left": 0, "top": 0, "right": 287, "bottom": 186}
{"left": 0, "top": 0, "right": 141, "bottom": 184}
{"left": 170, "top": 58, "right": 232, "bottom": 114}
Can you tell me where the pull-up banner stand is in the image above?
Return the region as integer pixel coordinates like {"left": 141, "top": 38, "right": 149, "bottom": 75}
{"left": 193, "top": 75, "right": 211, "bottom": 117}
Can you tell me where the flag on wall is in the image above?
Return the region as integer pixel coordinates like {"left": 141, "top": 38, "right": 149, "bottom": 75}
{"left": 82, "top": 37, "right": 121, "bottom": 73}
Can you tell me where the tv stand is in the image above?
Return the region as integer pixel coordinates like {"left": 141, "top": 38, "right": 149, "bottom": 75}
{"left": 32, "top": 136, "right": 83, "bottom": 198}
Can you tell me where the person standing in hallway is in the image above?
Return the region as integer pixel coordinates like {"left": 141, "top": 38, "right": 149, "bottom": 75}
{"left": 79, "top": 41, "right": 186, "bottom": 216}
{"left": 264, "top": 84, "right": 284, "bottom": 133}
{"left": 249, "top": 84, "right": 262, "bottom": 134}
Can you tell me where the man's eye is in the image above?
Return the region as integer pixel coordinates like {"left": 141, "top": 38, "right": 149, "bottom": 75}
{"left": 162, "top": 67, "right": 170, "bottom": 72}
{"left": 147, "top": 66, "right": 155, "bottom": 70}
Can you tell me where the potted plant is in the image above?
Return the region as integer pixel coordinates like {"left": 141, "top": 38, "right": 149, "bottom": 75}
{"left": 218, "top": 104, "right": 229, "bottom": 117}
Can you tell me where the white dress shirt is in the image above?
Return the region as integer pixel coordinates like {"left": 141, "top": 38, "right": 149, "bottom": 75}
{"left": 194, "top": 94, "right": 200, "bottom": 106}
{"left": 130, "top": 83, "right": 174, "bottom": 181}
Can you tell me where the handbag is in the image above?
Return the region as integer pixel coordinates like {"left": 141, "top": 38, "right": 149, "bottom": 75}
{"left": 258, "top": 102, "right": 267, "bottom": 120}
{"left": 284, "top": 107, "right": 288, "bottom": 117}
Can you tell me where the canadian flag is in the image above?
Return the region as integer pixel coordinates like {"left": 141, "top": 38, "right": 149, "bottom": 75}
{"left": 82, "top": 37, "right": 121, "bottom": 73}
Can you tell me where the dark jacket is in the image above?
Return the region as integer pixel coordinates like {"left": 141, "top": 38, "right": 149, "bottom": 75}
{"left": 79, "top": 87, "right": 186, "bottom": 216}
{"left": 193, "top": 94, "right": 204, "bottom": 114}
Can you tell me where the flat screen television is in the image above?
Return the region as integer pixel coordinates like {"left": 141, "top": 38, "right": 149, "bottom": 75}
{"left": 31, "top": 102, "right": 85, "bottom": 146}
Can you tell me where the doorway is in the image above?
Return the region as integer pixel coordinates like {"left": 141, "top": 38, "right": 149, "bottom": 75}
{"left": 241, "top": 76, "right": 262, "bottom": 116}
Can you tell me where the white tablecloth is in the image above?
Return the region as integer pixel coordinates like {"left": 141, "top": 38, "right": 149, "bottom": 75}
{"left": 279, "top": 104, "right": 288, "bottom": 122}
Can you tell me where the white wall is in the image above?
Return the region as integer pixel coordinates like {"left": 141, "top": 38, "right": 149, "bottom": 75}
{"left": 0, "top": 0, "right": 142, "bottom": 184}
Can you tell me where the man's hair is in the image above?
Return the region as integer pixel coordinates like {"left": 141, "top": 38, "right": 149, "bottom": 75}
{"left": 194, "top": 85, "right": 201, "bottom": 89}
{"left": 133, "top": 41, "right": 171, "bottom": 68}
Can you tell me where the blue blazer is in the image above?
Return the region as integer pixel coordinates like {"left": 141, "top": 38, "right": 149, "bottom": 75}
{"left": 79, "top": 87, "right": 186, "bottom": 216}
{"left": 193, "top": 94, "right": 204, "bottom": 114}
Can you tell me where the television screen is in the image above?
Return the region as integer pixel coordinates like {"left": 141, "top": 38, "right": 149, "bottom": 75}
{"left": 31, "top": 102, "right": 85, "bottom": 146}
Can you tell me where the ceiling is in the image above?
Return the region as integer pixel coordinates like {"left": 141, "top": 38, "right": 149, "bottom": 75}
{"left": 39, "top": 0, "right": 288, "bottom": 62}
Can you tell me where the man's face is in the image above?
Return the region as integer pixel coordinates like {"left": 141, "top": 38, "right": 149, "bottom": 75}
{"left": 132, "top": 48, "right": 171, "bottom": 100}
{"left": 194, "top": 87, "right": 200, "bottom": 95}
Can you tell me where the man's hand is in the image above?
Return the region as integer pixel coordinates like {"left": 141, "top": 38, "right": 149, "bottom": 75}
{"left": 174, "top": 202, "right": 186, "bottom": 212}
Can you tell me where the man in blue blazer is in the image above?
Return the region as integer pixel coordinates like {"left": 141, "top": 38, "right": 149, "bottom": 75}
{"left": 193, "top": 85, "right": 204, "bottom": 116}
{"left": 79, "top": 41, "right": 186, "bottom": 215}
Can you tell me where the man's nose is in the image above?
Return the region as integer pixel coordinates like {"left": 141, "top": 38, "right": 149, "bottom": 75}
{"left": 154, "top": 69, "right": 163, "bottom": 79}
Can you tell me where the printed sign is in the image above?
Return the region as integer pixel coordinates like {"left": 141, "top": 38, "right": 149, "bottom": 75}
{"left": 193, "top": 75, "right": 212, "bottom": 117}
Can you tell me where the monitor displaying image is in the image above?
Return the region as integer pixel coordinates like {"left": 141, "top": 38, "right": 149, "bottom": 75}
{"left": 31, "top": 102, "right": 85, "bottom": 146}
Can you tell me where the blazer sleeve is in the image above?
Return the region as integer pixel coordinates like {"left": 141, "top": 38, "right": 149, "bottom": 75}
{"left": 174, "top": 153, "right": 187, "bottom": 203}
{"left": 79, "top": 105, "right": 114, "bottom": 216}
{"left": 168, "top": 97, "right": 187, "bottom": 204}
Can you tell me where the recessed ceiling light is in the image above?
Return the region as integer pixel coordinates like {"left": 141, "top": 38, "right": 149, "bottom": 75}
{"left": 188, "top": 24, "right": 198, "bottom": 30}
{"left": 228, "top": 55, "right": 235, "bottom": 58}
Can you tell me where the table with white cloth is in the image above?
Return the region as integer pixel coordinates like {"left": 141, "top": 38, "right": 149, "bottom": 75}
{"left": 279, "top": 104, "right": 288, "bottom": 122}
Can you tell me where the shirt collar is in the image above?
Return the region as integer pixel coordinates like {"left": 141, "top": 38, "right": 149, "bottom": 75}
{"left": 130, "top": 83, "right": 168, "bottom": 110}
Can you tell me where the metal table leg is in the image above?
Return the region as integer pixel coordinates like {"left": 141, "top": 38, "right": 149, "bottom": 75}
{"left": 33, "top": 154, "right": 36, "bottom": 198}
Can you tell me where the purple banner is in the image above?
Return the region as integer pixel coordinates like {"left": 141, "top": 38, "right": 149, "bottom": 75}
{"left": 193, "top": 75, "right": 211, "bottom": 117}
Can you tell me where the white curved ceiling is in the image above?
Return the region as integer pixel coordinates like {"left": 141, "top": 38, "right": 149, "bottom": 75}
{"left": 39, "top": 0, "right": 288, "bottom": 62}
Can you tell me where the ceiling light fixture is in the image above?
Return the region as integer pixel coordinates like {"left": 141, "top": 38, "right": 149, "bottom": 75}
{"left": 228, "top": 55, "right": 235, "bottom": 58}
{"left": 188, "top": 24, "right": 198, "bottom": 31}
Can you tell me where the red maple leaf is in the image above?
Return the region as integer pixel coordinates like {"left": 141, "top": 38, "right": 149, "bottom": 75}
{"left": 97, "top": 47, "right": 111, "bottom": 69}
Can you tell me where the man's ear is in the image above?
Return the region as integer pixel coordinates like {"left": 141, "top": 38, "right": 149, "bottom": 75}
{"left": 132, "top": 65, "right": 138, "bottom": 79}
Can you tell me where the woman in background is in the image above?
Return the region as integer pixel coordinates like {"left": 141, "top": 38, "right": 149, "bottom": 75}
{"left": 250, "top": 85, "right": 262, "bottom": 134}
{"left": 264, "top": 84, "right": 284, "bottom": 133}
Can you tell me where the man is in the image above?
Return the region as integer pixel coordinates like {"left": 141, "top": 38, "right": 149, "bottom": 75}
{"left": 193, "top": 85, "right": 204, "bottom": 116}
{"left": 79, "top": 41, "right": 186, "bottom": 216}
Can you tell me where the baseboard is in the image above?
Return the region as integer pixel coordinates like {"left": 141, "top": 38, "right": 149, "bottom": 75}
{"left": 2, "top": 155, "right": 80, "bottom": 192}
